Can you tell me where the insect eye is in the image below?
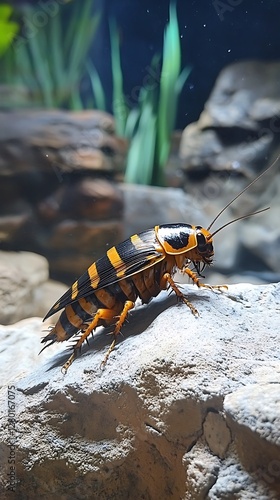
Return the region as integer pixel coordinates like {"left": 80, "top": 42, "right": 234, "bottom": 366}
{"left": 197, "top": 232, "right": 206, "bottom": 247}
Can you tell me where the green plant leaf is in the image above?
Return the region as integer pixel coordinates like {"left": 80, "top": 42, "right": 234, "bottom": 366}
{"left": 1, "top": 0, "right": 100, "bottom": 108}
{"left": 123, "top": 2, "right": 190, "bottom": 186}
{"left": 124, "top": 107, "right": 140, "bottom": 139}
{"left": 86, "top": 60, "right": 106, "bottom": 110}
{"left": 110, "top": 19, "right": 128, "bottom": 135}
{"left": 157, "top": 1, "right": 182, "bottom": 170}
{"left": 0, "top": 4, "right": 19, "bottom": 56}
{"left": 125, "top": 100, "right": 156, "bottom": 185}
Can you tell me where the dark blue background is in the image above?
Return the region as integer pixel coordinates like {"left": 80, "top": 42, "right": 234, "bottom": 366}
{"left": 91, "top": 0, "right": 280, "bottom": 128}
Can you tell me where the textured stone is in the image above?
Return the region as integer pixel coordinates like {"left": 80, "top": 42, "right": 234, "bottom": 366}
{"left": 176, "top": 61, "right": 280, "bottom": 283}
{"left": 224, "top": 383, "right": 280, "bottom": 489}
{"left": 0, "top": 109, "right": 127, "bottom": 175}
{"left": 203, "top": 411, "right": 231, "bottom": 459}
{"left": 179, "top": 61, "right": 280, "bottom": 186}
{"left": 120, "top": 183, "right": 209, "bottom": 239}
{"left": 0, "top": 251, "right": 48, "bottom": 324}
{"left": 0, "top": 317, "right": 65, "bottom": 389}
{"left": 0, "top": 282, "right": 279, "bottom": 498}
{"left": 199, "top": 60, "right": 280, "bottom": 130}
{"left": 0, "top": 251, "right": 67, "bottom": 325}
{"left": 38, "top": 178, "right": 123, "bottom": 223}
{"left": 0, "top": 110, "right": 126, "bottom": 282}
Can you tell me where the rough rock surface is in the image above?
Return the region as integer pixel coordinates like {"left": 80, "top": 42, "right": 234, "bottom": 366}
{"left": 0, "top": 317, "right": 66, "bottom": 389}
{"left": 0, "top": 282, "right": 279, "bottom": 499}
{"left": 120, "top": 183, "right": 209, "bottom": 239}
{"left": 121, "top": 172, "right": 280, "bottom": 285}
{"left": 0, "top": 109, "right": 127, "bottom": 175}
{"left": 0, "top": 109, "right": 126, "bottom": 282}
{"left": 177, "top": 60, "right": 280, "bottom": 284}
{"left": 179, "top": 60, "right": 280, "bottom": 178}
{"left": 0, "top": 251, "right": 67, "bottom": 325}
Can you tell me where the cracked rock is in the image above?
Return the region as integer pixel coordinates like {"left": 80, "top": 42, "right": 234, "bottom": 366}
{"left": 0, "top": 282, "right": 280, "bottom": 498}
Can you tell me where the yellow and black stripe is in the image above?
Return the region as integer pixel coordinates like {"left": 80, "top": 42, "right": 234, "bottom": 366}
{"left": 43, "top": 228, "right": 165, "bottom": 320}
{"left": 41, "top": 223, "right": 215, "bottom": 370}
{"left": 41, "top": 153, "right": 279, "bottom": 372}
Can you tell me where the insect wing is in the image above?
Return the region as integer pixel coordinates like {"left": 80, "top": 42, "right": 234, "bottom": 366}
{"left": 44, "top": 229, "right": 164, "bottom": 320}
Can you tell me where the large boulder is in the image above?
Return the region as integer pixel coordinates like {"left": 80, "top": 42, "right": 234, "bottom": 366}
{"left": 0, "top": 251, "right": 66, "bottom": 325}
{"left": 0, "top": 110, "right": 126, "bottom": 283}
{"left": 180, "top": 60, "right": 280, "bottom": 178}
{"left": 0, "top": 282, "right": 279, "bottom": 498}
{"left": 178, "top": 61, "right": 280, "bottom": 281}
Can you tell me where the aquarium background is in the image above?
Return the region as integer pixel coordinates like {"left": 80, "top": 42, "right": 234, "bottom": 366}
{"left": 91, "top": 0, "right": 280, "bottom": 128}
{"left": 0, "top": 0, "right": 280, "bottom": 285}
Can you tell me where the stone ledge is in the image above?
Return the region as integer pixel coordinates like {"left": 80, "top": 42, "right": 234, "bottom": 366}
{"left": 0, "top": 282, "right": 279, "bottom": 498}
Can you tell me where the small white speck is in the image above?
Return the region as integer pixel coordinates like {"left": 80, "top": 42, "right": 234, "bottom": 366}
{"left": 227, "top": 49, "right": 231, "bottom": 53}
{"left": 180, "top": 34, "right": 183, "bottom": 38}
{"left": 46, "top": 154, "right": 48, "bottom": 157}
{"left": 147, "top": 9, "right": 149, "bottom": 13}
{"left": 203, "top": 24, "right": 206, "bottom": 27}
{"left": 232, "top": 161, "right": 240, "bottom": 170}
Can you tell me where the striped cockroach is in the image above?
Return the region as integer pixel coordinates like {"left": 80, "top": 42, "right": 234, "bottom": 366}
{"left": 41, "top": 156, "right": 279, "bottom": 373}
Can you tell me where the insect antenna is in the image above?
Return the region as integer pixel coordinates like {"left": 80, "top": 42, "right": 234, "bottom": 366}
{"left": 209, "top": 206, "right": 270, "bottom": 239}
{"left": 207, "top": 154, "right": 280, "bottom": 232}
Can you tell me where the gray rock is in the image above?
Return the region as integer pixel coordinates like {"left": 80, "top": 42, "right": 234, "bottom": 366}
{"left": 0, "top": 109, "right": 127, "bottom": 175}
{"left": 240, "top": 204, "right": 280, "bottom": 273}
{"left": 224, "top": 383, "right": 280, "bottom": 491}
{"left": 0, "top": 109, "right": 126, "bottom": 283}
{"left": 178, "top": 61, "right": 280, "bottom": 282}
{"left": 0, "top": 317, "right": 66, "bottom": 389}
{"left": 0, "top": 251, "right": 67, "bottom": 325}
{"left": 199, "top": 60, "right": 280, "bottom": 130}
{"left": 225, "top": 383, "right": 280, "bottom": 446}
{"left": 0, "top": 251, "right": 48, "bottom": 324}
{"left": 0, "top": 282, "right": 279, "bottom": 498}
{"left": 120, "top": 183, "right": 209, "bottom": 238}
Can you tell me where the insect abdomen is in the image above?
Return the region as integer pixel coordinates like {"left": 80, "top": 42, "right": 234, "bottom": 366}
{"left": 43, "top": 296, "right": 98, "bottom": 343}
{"left": 42, "top": 257, "right": 172, "bottom": 348}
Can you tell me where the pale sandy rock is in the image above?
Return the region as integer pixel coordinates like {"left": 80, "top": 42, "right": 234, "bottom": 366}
{"left": 225, "top": 384, "right": 280, "bottom": 446}
{"left": 0, "top": 251, "right": 48, "bottom": 324}
{"left": 0, "top": 282, "right": 279, "bottom": 498}
{"left": 183, "top": 444, "right": 220, "bottom": 499}
{"left": 32, "top": 279, "right": 68, "bottom": 320}
{"left": 183, "top": 445, "right": 275, "bottom": 500}
{"left": 203, "top": 411, "right": 231, "bottom": 459}
{"left": 0, "top": 317, "right": 65, "bottom": 389}
{"left": 224, "top": 383, "right": 280, "bottom": 492}
{"left": 0, "top": 251, "right": 67, "bottom": 325}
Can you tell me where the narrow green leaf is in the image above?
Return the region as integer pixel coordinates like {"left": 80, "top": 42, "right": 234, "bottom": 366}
{"left": 156, "top": 1, "right": 185, "bottom": 174}
{"left": 0, "top": 4, "right": 19, "bottom": 56}
{"left": 110, "top": 19, "right": 127, "bottom": 135}
{"left": 124, "top": 107, "right": 140, "bottom": 139}
{"left": 125, "top": 102, "right": 156, "bottom": 184}
{"left": 86, "top": 60, "right": 106, "bottom": 110}
{"left": 49, "top": 10, "right": 65, "bottom": 102}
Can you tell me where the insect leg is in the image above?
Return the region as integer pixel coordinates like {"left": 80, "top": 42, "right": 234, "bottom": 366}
{"left": 161, "top": 273, "right": 199, "bottom": 316}
{"left": 101, "top": 300, "right": 135, "bottom": 367}
{"left": 62, "top": 308, "right": 116, "bottom": 374}
{"left": 183, "top": 268, "right": 228, "bottom": 292}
